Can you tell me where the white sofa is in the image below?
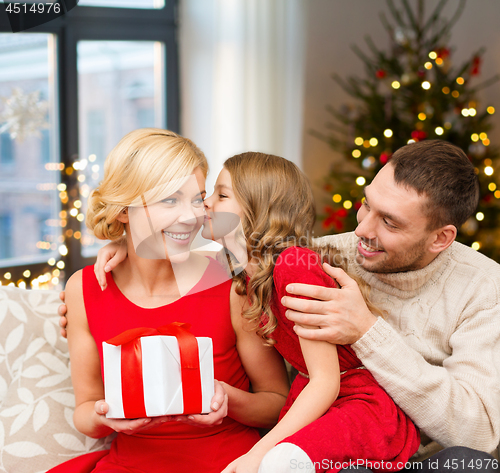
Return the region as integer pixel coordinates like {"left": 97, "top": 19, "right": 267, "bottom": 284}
{"left": 0, "top": 285, "right": 112, "bottom": 473}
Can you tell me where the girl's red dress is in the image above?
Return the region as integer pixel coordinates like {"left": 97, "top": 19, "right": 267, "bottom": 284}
{"left": 268, "top": 247, "right": 420, "bottom": 473}
{"left": 49, "top": 258, "right": 260, "bottom": 473}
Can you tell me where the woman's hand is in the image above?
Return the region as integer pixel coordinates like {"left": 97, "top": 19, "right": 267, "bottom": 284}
{"left": 94, "top": 238, "right": 128, "bottom": 291}
{"left": 170, "top": 380, "right": 228, "bottom": 428}
{"left": 93, "top": 400, "right": 174, "bottom": 435}
{"left": 221, "top": 452, "right": 262, "bottom": 473}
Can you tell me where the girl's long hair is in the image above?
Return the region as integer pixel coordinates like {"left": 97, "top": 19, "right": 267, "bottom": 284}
{"left": 224, "top": 152, "right": 383, "bottom": 344}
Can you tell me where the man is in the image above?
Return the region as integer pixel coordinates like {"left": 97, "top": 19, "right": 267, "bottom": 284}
{"left": 270, "top": 140, "right": 500, "bottom": 472}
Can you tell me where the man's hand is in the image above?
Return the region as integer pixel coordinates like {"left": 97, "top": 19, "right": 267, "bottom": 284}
{"left": 281, "top": 263, "right": 378, "bottom": 345}
{"left": 58, "top": 291, "right": 68, "bottom": 338}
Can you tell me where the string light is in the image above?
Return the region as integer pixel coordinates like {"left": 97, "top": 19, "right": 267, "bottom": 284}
{"left": 343, "top": 200, "right": 353, "bottom": 210}
{"left": 471, "top": 242, "right": 480, "bottom": 251}
{"left": 369, "top": 138, "right": 378, "bottom": 146}
{"left": 456, "top": 77, "right": 465, "bottom": 85}
{"left": 487, "top": 106, "right": 495, "bottom": 114}
{"left": 391, "top": 81, "right": 400, "bottom": 89}
{"left": 424, "top": 62, "right": 433, "bottom": 70}
{"left": 428, "top": 51, "right": 437, "bottom": 59}
{"left": 352, "top": 149, "right": 361, "bottom": 158}
{"left": 332, "top": 194, "right": 342, "bottom": 203}
{"left": 421, "top": 81, "right": 431, "bottom": 90}
{"left": 484, "top": 166, "right": 494, "bottom": 176}
{"left": 384, "top": 129, "right": 393, "bottom": 138}
{"left": 476, "top": 212, "right": 485, "bottom": 221}
{"left": 356, "top": 177, "right": 366, "bottom": 186}
{"left": 435, "top": 127, "right": 444, "bottom": 135}
{"left": 471, "top": 133, "right": 479, "bottom": 142}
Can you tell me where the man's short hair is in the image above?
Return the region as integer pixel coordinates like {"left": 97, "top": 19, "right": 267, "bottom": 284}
{"left": 390, "top": 140, "right": 480, "bottom": 230}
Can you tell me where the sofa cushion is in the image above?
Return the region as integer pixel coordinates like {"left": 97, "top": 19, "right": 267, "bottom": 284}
{"left": 0, "top": 286, "right": 113, "bottom": 473}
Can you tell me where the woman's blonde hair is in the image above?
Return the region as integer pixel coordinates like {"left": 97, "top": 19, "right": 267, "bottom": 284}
{"left": 224, "top": 152, "right": 383, "bottom": 344}
{"left": 86, "top": 128, "right": 208, "bottom": 240}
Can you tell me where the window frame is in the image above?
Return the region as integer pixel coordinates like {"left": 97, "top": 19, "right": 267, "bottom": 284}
{"left": 0, "top": 1, "right": 179, "bottom": 284}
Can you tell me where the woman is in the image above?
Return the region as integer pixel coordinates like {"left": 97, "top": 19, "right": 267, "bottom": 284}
{"left": 50, "top": 130, "right": 289, "bottom": 473}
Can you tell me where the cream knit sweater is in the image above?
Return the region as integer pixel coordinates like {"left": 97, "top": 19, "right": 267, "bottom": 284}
{"left": 317, "top": 232, "right": 500, "bottom": 458}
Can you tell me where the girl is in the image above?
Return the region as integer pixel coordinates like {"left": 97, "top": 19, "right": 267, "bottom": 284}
{"left": 209, "top": 153, "right": 421, "bottom": 473}
{"left": 50, "top": 130, "right": 289, "bottom": 473}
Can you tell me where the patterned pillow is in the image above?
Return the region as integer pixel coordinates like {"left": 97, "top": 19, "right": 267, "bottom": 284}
{"left": 0, "top": 286, "right": 113, "bottom": 473}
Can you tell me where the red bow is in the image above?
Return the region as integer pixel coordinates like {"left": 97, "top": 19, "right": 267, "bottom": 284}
{"left": 106, "top": 322, "right": 202, "bottom": 418}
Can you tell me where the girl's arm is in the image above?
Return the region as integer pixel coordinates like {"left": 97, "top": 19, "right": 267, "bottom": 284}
{"left": 223, "top": 327, "right": 340, "bottom": 472}
{"left": 66, "top": 271, "right": 171, "bottom": 438}
{"left": 224, "top": 282, "right": 290, "bottom": 429}
{"left": 93, "top": 237, "right": 127, "bottom": 290}
{"left": 223, "top": 247, "right": 342, "bottom": 472}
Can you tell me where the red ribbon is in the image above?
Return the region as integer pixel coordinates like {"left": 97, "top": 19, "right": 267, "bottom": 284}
{"left": 106, "top": 322, "right": 202, "bottom": 418}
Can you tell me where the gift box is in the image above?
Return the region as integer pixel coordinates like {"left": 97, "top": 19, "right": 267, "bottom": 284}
{"left": 102, "top": 322, "right": 214, "bottom": 419}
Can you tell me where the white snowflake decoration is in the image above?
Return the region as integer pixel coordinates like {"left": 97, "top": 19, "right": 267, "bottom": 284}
{"left": 0, "top": 88, "right": 49, "bottom": 142}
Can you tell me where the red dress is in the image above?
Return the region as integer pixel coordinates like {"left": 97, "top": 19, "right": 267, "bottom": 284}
{"left": 50, "top": 258, "right": 260, "bottom": 473}
{"left": 268, "top": 247, "right": 420, "bottom": 473}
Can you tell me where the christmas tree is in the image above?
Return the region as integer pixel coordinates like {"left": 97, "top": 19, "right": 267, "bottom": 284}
{"left": 318, "top": 0, "right": 500, "bottom": 261}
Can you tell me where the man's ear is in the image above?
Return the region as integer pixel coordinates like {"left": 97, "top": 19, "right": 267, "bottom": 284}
{"left": 429, "top": 224, "right": 456, "bottom": 254}
{"left": 116, "top": 208, "right": 129, "bottom": 224}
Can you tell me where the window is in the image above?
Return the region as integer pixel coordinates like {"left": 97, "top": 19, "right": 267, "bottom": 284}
{"left": 0, "top": 214, "right": 12, "bottom": 260}
{"left": 0, "top": 133, "right": 14, "bottom": 164}
{"left": 0, "top": 2, "right": 178, "bottom": 288}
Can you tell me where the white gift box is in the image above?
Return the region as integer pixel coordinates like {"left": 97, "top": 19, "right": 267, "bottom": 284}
{"left": 103, "top": 335, "right": 214, "bottom": 419}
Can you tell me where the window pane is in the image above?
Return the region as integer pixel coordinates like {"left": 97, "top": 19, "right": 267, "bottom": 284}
{"left": 77, "top": 0, "right": 165, "bottom": 9}
{"left": 77, "top": 40, "right": 165, "bottom": 257}
{"left": 0, "top": 33, "right": 60, "bottom": 267}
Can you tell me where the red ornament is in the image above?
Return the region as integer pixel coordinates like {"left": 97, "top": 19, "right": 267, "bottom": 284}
{"left": 323, "top": 206, "right": 348, "bottom": 231}
{"left": 471, "top": 56, "right": 481, "bottom": 76}
{"left": 376, "top": 69, "right": 387, "bottom": 79}
{"left": 411, "top": 130, "right": 427, "bottom": 141}
{"left": 417, "top": 70, "right": 426, "bottom": 78}
{"left": 380, "top": 152, "right": 392, "bottom": 164}
{"left": 436, "top": 47, "right": 450, "bottom": 59}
